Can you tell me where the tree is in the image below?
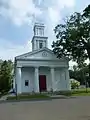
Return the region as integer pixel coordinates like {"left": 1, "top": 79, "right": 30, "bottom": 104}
{"left": 69, "top": 64, "right": 89, "bottom": 85}
{"left": 52, "top": 5, "right": 90, "bottom": 85}
{"left": 0, "top": 60, "right": 13, "bottom": 94}
{"left": 7, "top": 60, "right": 14, "bottom": 88}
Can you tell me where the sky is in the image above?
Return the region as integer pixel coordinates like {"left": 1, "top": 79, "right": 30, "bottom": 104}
{"left": 0, "top": 0, "right": 90, "bottom": 67}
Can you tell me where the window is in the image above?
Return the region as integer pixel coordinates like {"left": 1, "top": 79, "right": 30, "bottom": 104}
{"left": 39, "top": 28, "right": 42, "bottom": 35}
{"left": 25, "top": 80, "right": 29, "bottom": 86}
{"left": 39, "top": 28, "right": 43, "bottom": 36}
{"left": 39, "top": 42, "right": 43, "bottom": 49}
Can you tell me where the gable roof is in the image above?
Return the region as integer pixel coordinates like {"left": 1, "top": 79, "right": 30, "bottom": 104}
{"left": 15, "top": 47, "right": 68, "bottom": 61}
{"left": 16, "top": 47, "right": 52, "bottom": 58}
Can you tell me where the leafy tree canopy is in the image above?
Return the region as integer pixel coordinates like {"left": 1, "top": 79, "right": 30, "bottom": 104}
{"left": 52, "top": 5, "right": 90, "bottom": 83}
{"left": 0, "top": 60, "right": 13, "bottom": 94}
{"left": 52, "top": 5, "right": 90, "bottom": 63}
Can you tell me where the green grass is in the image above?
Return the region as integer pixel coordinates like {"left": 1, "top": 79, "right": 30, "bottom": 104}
{"left": 51, "top": 88, "right": 90, "bottom": 96}
{"left": 71, "top": 88, "right": 90, "bottom": 96}
{"left": 72, "top": 88, "right": 90, "bottom": 92}
{"left": 7, "top": 94, "right": 50, "bottom": 100}
{"left": 6, "top": 88, "right": 90, "bottom": 100}
{"left": 72, "top": 92, "right": 90, "bottom": 96}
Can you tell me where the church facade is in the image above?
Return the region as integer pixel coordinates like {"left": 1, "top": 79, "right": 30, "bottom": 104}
{"left": 14, "top": 23, "right": 71, "bottom": 94}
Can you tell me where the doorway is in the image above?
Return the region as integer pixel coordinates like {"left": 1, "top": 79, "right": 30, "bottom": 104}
{"left": 39, "top": 75, "right": 46, "bottom": 92}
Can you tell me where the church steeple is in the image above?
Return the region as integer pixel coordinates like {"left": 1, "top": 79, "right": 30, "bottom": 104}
{"left": 33, "top": 23, "right": 44, "bottom": 36}
{"left": 32, "top": 23, "right": 48, "bottom": 51}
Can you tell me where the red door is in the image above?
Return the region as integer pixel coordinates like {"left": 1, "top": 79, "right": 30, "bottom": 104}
{"left": 39, "top": 75, "right": 46, "bottom": 92}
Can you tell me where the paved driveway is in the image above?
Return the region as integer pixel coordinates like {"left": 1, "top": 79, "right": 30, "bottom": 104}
{"left": 0, "top": 96, "right": 90, "bottom": 120}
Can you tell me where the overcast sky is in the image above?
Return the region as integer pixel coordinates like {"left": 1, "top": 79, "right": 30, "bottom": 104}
{"left": 0, "top": 0, "right": 90, "bottom": 67}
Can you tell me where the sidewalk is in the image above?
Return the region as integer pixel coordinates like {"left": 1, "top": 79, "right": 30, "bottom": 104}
{"left": 0, "top": 94, "right": 15, "bottom": 101}
{"left": 49, "top": 94, "right": 69, "bottom": 99}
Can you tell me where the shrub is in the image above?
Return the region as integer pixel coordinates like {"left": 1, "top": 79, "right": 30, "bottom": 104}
{"left": 70, "top": 79, "right": 80, "bottom": 89}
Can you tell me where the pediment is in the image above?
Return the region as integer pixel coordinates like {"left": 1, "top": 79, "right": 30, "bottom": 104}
{"left": 27, "top": 50, "right": 57, "bottom": 59}
{"left": 16, "top": 48, "right": 58, "bottom": 60}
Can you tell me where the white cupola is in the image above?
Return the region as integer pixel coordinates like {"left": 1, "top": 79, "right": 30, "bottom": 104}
{"left": 32, "top": 23, "right": 48, "bottom": 51}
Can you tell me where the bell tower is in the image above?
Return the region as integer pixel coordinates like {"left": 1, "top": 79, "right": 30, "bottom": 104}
{"left": 32, "top": 23, "right": 48, "bottom": 51}
{"left": 34, "top": 23, "right": 44, "bottom": 36}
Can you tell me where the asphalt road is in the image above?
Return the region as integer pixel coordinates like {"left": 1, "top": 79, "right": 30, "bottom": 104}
{"left": 0, "top": 96, "right": 90, "bottom": 120}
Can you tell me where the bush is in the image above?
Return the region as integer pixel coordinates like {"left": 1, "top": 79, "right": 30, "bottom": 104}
{"left": 70, "top": 79, "right": 80, "bottom": 89}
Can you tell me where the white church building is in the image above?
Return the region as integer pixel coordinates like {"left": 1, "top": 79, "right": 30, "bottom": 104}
{"left": 14, "top": 23, "right": 71, "bottom": 94}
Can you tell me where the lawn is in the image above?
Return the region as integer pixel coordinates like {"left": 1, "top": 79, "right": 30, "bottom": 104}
{"left": 51, "top": 88, "right": 90, "bottom": 96}
{"left": 72, "top": 88, "right": 90, "bottom": 92}
{"left": 72, "top": 92, "right": 90, "bottom": 96}
{"left": 71, "top": 88, "right": 90, "bottom": 96}
{"left": 6, "top": 88, "right": 90, "bottom": 101}
{"left": 7, "top": 94, "right": 50, "bottom": 100}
